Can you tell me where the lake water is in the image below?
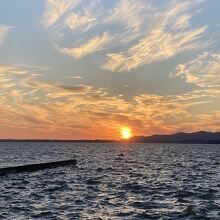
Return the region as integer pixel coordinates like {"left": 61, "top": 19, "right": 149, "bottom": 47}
{"left": 0, "top": 142, "right": 220, "bottom": 219}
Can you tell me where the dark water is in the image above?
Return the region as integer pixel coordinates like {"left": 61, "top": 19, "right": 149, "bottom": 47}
{"left": 0, "top": 142, "right": 220, "bottom": 219}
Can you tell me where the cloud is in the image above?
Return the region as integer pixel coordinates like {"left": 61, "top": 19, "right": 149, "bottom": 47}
{"left": 1, "top": 0, "right": 219, "bottom": 139}
{"left": 68, "top": 75, "right": 83, "bottom": 80}
{"left": 56, "top": 84, "right": 92, "bottom": 92}
{"left": 105, "top": 0, "right": 151, "bottom": 34}
{"left": 103, "top": 27, "right": 206, "bottom": 72}
{"left": 103, "top": 1, "right": 207, "bottom": 72}
{"left": 53, "top": 85, "right": 92, "bottom": 95}
{"left": 43, "top": 0, "right": 80, "bottom": 27}
{"left": 65, "top": 12, "right": 96, "bottom": 30}
{"left": 171, "top": 52, "right": 220, "bottom": 87}
{"left": 1, "top": 64, "right": 220, "bottom": 139}
{"left": 60, "top": 32, "right": 113, "bottom": 58}
{"left": 0, "top": 25, "right": 13, "bottom": 45}
{"left": 0, "top": 65, "right": 30, "bottom": 91}
{"left": 173, "top": 14, "right": 192, "bottom": 29}
{"left": 6, "top": 46, "right": 215, "bottom": 138}
{"left": 43, "top": 0, "right": 209, "bottom": 72}
{"left": 23, "top": 78, "right": 92, "bottom": 94}
{"left": 0, "top": 65, "right": 28, "bottom": 75}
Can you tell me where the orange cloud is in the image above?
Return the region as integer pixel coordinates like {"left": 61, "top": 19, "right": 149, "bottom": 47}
{"left": 1, "top": 64, "right": 220, "bottom": 140}
{"left": 60, "top": 32, "right": 113, "bottom": 58}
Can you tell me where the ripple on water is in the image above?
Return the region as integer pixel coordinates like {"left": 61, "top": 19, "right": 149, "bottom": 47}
{"left": 0, "top": 142, "right": 220, "bottom": 219}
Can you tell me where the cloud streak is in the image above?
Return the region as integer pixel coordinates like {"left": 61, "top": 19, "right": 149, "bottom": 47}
{"left": 0, "top": 65, "right": 28, "bottom": 75}
{"left": 43, "top": 0, "right": 79, "bottom": 27}
{"left": 0, "top": 25, "right": 12, "bottom": 45}
{"left": 61, "top": 32, "right": 113, "bottom": 58}
{"left": 1, "top": 64, "right": 220, "bottom": 139}
{"left": 65, "top": 12, "right": 96, "bottom": 30}
{"left": 171, "top": 52, "right": 220, "bottom": 87}
{"left": 103, "top": 27, "right": 206, "bottom": 72}
{"left": 103, "top": 1, "right": 207, "bottom": 71}
{"left": 43, "top": 0, "right": 208, "bottom": 72}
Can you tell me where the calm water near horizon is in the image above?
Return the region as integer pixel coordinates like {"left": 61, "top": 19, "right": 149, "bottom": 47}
{"left": 0, "top": 142, "right": 220, "bottom": 219}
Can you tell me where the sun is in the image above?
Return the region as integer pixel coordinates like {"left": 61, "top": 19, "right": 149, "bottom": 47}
{"left": 121, "top": 127, "right": 132, "bottom": 139}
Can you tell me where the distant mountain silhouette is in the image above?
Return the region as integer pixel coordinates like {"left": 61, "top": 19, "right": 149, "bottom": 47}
{"left": 1, "top": 131, "right": 220, "bottom": 144}
{"left": 130, "top": 131, "right": 220, "bottom": 144}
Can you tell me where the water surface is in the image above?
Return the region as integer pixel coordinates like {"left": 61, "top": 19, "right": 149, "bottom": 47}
{"left": 0, "top": 142, "right": 220, "bottom": 219}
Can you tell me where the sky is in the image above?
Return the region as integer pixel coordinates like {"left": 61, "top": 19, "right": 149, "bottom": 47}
{"left": 0, "top": 0, "right": 220, "bottom": 140}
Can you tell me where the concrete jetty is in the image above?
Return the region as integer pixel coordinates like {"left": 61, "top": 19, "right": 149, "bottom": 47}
{"left": 0, "top": 159, "right": 77, "bottom": 176}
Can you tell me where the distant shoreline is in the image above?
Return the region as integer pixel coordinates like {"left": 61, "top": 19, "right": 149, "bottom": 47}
{"left": 0, "top": 131, "right": 220, "bottom": 144}
{"left": 0, "top": 139, "right": 116, "bottom": 143}
{"left": 0, "top": 140, "right": 220, "bottom": 144}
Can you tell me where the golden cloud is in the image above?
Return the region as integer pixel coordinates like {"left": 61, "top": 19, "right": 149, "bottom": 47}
{"left": 1, "top": 65, "right": 220, "bottom": 139}
{"left": 60, "top": 32, "right": 113, "bottom": 58}
{"left": 171, "top": 52, "right": 220, "bottom": 87}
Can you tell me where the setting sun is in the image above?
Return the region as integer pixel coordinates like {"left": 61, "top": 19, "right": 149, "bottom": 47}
{"left": 121, "top": 127, "right": 132, "bottom": 139}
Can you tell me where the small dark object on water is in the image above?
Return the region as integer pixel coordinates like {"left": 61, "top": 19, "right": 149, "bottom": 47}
{"left": 115, "top": 153, "right": 125, "bottom": 160}
{"left": 0, "top": 159, "right": 77, "bottom": 176}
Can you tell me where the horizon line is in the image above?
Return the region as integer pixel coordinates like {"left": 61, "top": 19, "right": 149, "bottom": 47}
{"left": 0, "top": 130, "right": 219, "bottom": 143}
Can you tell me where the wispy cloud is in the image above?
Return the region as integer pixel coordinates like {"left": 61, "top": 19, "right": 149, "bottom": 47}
{"left": 65, "top": 12, "right": 96, "bottom": 30}
{"left": 23, "top": 78, "right": 92, "bottom": 94}
{"left": 1, "top": 65, "right": 220, "bottom": 139}
{"left": 0, "top": 65, "right": 29, "bottom": 91}
{"left": 103, "top": 27, "right": 206, "bottom": 72}
{"left": 105, "top": 0, "right": 151, "bottom": 34}
{"left": 43, "top": 0, "right": 209, "bottom": 72}
{"left": 171, "top": 52, "right": 220, "bottom": 87}
{"left": 43, "top": 0, "right": 80, "bottom": 27}
{"left": 0, "top": 25, "right": 13, "bottom": 45}
{"left": 0, "top": 65, "right": 28, "bottom": 75}
{"left": 68, "top": 75, "right": 83, "bottom": 80}
{"left": 60, "top": 32, "right": 113, "bottom": 58}
{"left": 55, "top": 84, "right": 92, "bottom": 93}
{"left": 103, "top": 1, "right": 207, "bottom": 72}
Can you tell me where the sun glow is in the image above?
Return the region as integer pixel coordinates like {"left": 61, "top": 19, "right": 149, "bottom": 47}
{"left": 121, "top": 127, "right": 132, "bottom": 139}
